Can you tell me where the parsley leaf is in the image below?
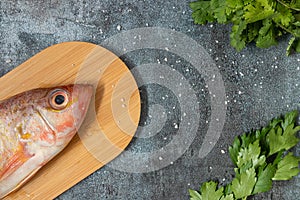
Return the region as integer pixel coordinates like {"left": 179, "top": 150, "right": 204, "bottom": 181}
{"left": 189, "top": 110, "right": 300, "bottom": 200}
{"left": 189, "top": 189, "right": 202, "bottom": 200}
{"left": 210, "top": 0, "right": 227, "bottom": 23}
{"left": 189, "top": 181, "right": 224, "bottom": 200}
{"left": 231, "top": 168, "right": 257, "bottom": 199}
{"left": 267, "top": 122, "right": 300, "bottom": 155}
{"left": 273, "top": 152, "right": 300, "bottom": 181}
{"left": 256, "top": 19, "right": 278, "bottom": 48}
{"left": 190, "top": 1, "right": 214, "bottom": 24}
{"left": 236, "top": 140, "right": 266, "bottom": 169}
{"left": 253, "top": 164, "right": 276, "bottom": 194}
{"left": 230, "top": 21, "right": 247, "bottom": 51}
{"left": 274, "top": 3, "right": 294, "bottom": 27}
{"left": 220, "top": 194, "right": 234, "bottom": 200}
{"left": 244, "top": 0, "right": 274, "bottom": 24}
{"left": 229, "top": 135, "right": 241, "bottom": 166}
{"left": 190, "top": 0, "right": 300, "bottom": 55}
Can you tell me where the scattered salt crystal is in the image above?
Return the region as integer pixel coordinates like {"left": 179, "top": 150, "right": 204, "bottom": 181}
{"left": 174, "top": 123, "right": 178, "bottom": 129}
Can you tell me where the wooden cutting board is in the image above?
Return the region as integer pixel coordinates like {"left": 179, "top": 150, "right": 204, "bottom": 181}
{"left": 1, "top": 42, "right": 141, "bottom": 199}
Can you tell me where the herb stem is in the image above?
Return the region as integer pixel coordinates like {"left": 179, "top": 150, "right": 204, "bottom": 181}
{"left": 276, "top": 0, "right": 300, "bottom": 11}
{"left": 274, "top": 21, "right": 300, "bottom": 37}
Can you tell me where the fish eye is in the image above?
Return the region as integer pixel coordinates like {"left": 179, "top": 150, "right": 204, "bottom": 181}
{"left": 55, "top": 95, "right": 65, "bottom": 105}
{"left": 49, "top": 89, "right": 69, "bottom": 110}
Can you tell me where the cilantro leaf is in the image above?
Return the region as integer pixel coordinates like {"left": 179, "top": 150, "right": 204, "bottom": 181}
{"left": 231, "top": 168, "right": 257, "bottom": 199}
{"left": 273, "top": 152, "right": 300, "bottom": 181}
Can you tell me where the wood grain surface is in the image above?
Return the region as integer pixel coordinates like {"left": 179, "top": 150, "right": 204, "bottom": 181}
{"left": 1, "top": 42, "right": 140, "bottom": 199}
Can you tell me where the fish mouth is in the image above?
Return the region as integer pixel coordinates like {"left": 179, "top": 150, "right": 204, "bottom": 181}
{"left": 71, "top": 84, "right": 94, "bottom": 130}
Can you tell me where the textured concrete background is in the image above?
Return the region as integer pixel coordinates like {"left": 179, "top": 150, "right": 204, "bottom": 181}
{"left": 0, "top": 0, "right": 300, "bottom": 199}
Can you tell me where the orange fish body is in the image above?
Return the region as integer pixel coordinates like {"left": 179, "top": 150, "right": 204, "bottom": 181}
{"left": 0, "top": 85, "right": 93, "bottom": 198}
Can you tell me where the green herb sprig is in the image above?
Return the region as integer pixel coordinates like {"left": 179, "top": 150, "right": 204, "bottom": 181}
{"left": 189, "top": 110, "right": 300, "bottom": 200}
{"left": 190, "top": 0, "right": 300, "bottom": 55}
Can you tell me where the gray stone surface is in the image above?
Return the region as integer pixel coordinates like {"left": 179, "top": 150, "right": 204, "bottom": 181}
{"left": 0, "top": 0, "right": 300, "bottom": 199}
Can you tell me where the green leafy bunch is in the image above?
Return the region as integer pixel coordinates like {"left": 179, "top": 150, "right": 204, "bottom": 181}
{"left": 189, "top": 110, "right": 300, "bottom": 200}
{"left": 190, "top": 0, "right": 300, "bottom": 55}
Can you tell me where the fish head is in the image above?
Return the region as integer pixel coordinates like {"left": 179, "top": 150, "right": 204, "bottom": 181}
{"left": 36, "top": 84, "right": 93, "bottom": 147}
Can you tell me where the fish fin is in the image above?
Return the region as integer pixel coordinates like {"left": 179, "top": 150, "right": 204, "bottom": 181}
{"left": 0, "top": 144, "right": 31, "bottom": 181}
{"left": 1, "top": 166, "right": 42, "bottom": 198}
{"left": 0, "top": 153, "right": 43, "bottom": 198}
